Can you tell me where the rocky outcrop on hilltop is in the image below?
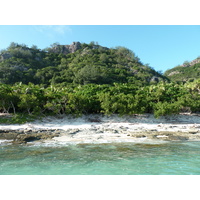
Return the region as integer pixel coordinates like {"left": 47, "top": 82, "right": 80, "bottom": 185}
{"left": 164, "top": 57, "right": 200, "bottom": 82}
{"left": 49, "top": 42, "right": 82, "bottom": 54}
{"left": 0, "top": 52, "right": 12, "bottom": 61}
{"left": 182, "top": 58, "right": 200, "bottom": 67}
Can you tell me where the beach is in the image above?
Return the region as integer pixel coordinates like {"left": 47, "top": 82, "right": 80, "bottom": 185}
{"left": 2, "top": 113, "right": 200, "bottom": 175}
{"left": 1, "top": 113, "right": 200, "bottom": 144}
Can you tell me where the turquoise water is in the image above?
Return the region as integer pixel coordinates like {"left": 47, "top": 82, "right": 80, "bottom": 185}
{"left": 1, "top": 141, "right": 200, "bottom": 175}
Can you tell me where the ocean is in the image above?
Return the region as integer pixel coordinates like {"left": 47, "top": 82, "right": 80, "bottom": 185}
{"left": 1, "top": 140, "right": 200, "bottom": 175}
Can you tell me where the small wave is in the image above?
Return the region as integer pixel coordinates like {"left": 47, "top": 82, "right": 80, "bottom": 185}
{"left": 27, "top": 137, "right": 168, "bottom": 147}
{"left": 0, "top": 139, "right": 12, "bottom": 145}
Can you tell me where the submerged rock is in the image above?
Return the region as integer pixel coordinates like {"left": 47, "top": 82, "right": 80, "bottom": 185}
{"left": 167, "top": 135, "right": 189, "bottom": 141}
{"left": 188, "top": 129, "right": 199, "bottom": 134}
{"left": 0, "top": 129, "right": 60, "bottom": 144}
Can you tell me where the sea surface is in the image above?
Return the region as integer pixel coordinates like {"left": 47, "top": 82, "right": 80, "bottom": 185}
{"left": 1, "top": 140, "right": 200, "bottom": 175}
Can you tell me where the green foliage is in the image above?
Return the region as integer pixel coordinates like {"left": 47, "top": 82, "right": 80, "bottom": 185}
{"left": 13, "top": 83, "right": 45, "bottom": 115}
{"left": 0, "top": 83, "right": 18, "bottom": 113}
{"left": 1, "top": 79, "right": 200, "bottom": 122}
{"left": 0, "top": 113, "right": 38, "bottom": 124}
{"left": 2, "top": 41, "right": 200, "bottom": 122}
{"left": 0, "top": 42, "right": 166, "bottom": 86}
{"left": 153, "top": 101, "right": 182, "bottom": 118}
{"left": 164, "top": 62, "right": 200, "bottom": 83}
{"left": 97, "top": 84, "right": 147, "bottom": 115}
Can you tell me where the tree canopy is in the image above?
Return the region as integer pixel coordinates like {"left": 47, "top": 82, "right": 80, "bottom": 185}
{"left": 0, "top": 42, "right": 166, "bottom": 86}
{"left": 164, "top": 57, "right": 200, "bottom": 83}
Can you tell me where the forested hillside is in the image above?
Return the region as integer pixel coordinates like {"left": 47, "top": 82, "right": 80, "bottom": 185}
{"left": 164, "top": 57, "right": 200, "bottom": 82}
{"left": 0, "top": 42, "right": 166, "bottom": 86}
{"left": 1, "top": 42, "right": 200, "bottom": 122}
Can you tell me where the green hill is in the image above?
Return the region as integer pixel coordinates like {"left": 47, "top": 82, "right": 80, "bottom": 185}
{"left": 164, "top": 57, "right": 200, "bottom": 83}
{"left": 0, "top": 42, "right": 167, "bottom": 86}
{"left": 2, "top": 42, "right": 200, "bottom": 119}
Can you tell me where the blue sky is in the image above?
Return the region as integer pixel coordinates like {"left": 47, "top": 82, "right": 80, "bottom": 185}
{"left": 0, "top": 25, "right": 200, "bottom": 72}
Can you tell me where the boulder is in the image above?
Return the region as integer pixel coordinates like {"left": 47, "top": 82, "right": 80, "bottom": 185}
{"left": 50, "top": 42, "right": 82, "bottom": 55}
{"left": 68, "top": 42, "right": 81, "bottom": 53}
{"left": 167, "top": 135, "right": 189, "bottom": 141}
{"left": 0, "top": 52, "right": 12, "bottom": 61}
{"left": 188, "top": 129, "right": 199, "bottom": 134}
{"left": 150, "top": 76, "right": 159, "bottom": 83}
{"left": 13, "top": 131, "right": 60, "bottom": 144}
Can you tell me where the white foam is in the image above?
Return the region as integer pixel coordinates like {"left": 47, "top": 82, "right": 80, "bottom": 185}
{"left": 1, "top": 114, "right": 200, "bottom": 146}
{"left": 1, "top": 114, "right": 200, "bottom": 131}
{"left": 0, "top": 139, "right": 12, "bottom": 144}
{"left": 29, "top": 136, "right": 169, "bottom": 147}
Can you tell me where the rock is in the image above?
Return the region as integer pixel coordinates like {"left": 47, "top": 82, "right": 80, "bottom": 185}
{"left": 1, "top": 129, "right": 61, "bottom": 144}
{"left": 149, "top": 129, "right": 157, "bottom": 132}
{"left": 106, "top": 129, "right": 118, "bottom": 133}
{"left": 96, "top": 130, "right": 104, "bottom": 134}
{"left": 49, "top": 42, "right": 82, "bottom": 55}
{"left": 167, "top": 135, "right": 189, "bottom": 141}
{"left": 23, "top": 129, "right": 33, "bottom": 134}
{"left": 168, "top": 71, "right": 180, "bottom": 76}
{"left": 181, "top": 58, "right": 200, "bottom": 68}
{"left": 88, "top": 117, "right": 102, "bottom": 122}
{"left": 68, "top": 42, "right": 82, "bottom": 53}
{"left": 135, "top": 135, "right": 146, "bottom": 138}
{"left": 0, "top": 52, "right": 12, "bottom": 61}
{"left": 188, "top": 129, "right": 199, "bottom": 134}
{"left": 119, "top": 126, "right": 128, "bottom": 131}
{"left": 68, "top": 129, "right": 80, "bottom": 135}
{"left": 14, "top": 134, "right": 39, "bottom": 143}
{"left": 150, "top": 76, "right": 159, "bottom": 83}
{"left": 12, "top": 140, "right": 26, "bottom": 144}
{"left": 0, "top": 131, "right": 18, "bottom": 140}
{"left": 23, "top": 135, "right": 41, "bottom": 142}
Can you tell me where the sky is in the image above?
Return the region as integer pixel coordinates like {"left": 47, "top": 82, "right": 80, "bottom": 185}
{"left": 0, "top": 25, "right": 200, "bottom": 73}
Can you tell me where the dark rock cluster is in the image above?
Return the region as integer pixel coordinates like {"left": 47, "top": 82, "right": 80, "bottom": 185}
{"left": 0, "top": 129, "right": 60, "bottom": 144}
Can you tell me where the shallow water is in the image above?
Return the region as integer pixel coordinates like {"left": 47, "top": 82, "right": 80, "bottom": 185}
{"left": 1, "top": 140, "right": 200, "bottom": 175}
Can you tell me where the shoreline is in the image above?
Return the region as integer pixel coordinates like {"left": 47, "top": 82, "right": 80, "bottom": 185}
{"left": 1, "top": 114, "right": 200, "bottom": 145}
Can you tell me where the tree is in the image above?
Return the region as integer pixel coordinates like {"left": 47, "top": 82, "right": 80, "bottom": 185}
{"left": 115, "top": 46, "right": 137, "bottom": 60}
{"left": 31, "top": 45, "right": 38, "bottom": 50}
{"left": 74, "top": 65, "right": 104, "bottom": 84}
{"left": 0, "top": 84, "right": 19, "bottom": 114}
{"left": 8, "top": 42, "right": 19, "bottom": 49}
{"left": 15, "top": 83, "right": 45, "bottom": 114}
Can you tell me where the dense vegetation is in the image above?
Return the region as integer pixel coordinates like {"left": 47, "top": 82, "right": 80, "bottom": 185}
{"left": 164, "top": 58, "right": 200, "bottom": 83}
{"left": 1, "top": 81, "right": 200, "bottom": 120}
{"left": 1, "top": 42, "right": 200, "bottom": 122}
{"left": 0, "top": 42, "right": 166, "bottom": 86}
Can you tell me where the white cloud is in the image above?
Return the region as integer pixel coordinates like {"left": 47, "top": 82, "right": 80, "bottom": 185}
{"left": 53, "top": 25, "right": 71, "bottom": 35}
{"left": 34, "top": 25, "right": 72, "bottom": 36}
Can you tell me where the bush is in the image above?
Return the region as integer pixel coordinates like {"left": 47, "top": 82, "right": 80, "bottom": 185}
{"left": 153, "top": 101, "right": 182, "bottom": 118}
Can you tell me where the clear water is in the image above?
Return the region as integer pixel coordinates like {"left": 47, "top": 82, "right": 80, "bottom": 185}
{"left": 1, "top": 141, "right": 200, "bottom": 175}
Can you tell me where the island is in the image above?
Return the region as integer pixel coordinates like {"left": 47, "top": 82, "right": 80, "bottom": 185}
{"left": 1, "top": 42, "right": 200, "bottom": 145}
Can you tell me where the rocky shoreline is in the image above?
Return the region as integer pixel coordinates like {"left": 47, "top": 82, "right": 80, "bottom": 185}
{"left": 1, "top": 114, "right": 200, "bottom": 144}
